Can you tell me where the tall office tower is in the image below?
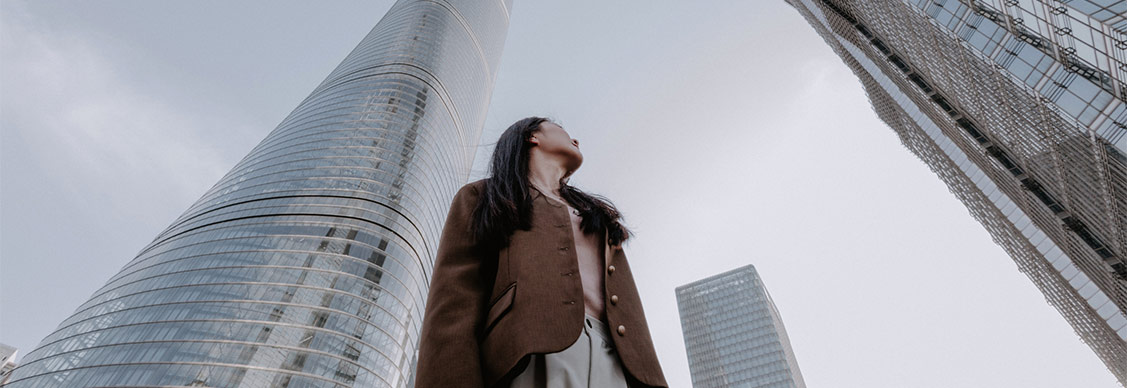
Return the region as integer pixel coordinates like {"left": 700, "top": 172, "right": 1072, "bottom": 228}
{"left": 5, "top": 1, "right": 511, "bottom": 387}
{"left": 1, "top": 343, "right": 18, "bottom": 384}
{"left": 784, "top": 0, "right": 1127, "bottom": 384}
{"left": 676, "top": 265, "right": 807, "bottom": 388}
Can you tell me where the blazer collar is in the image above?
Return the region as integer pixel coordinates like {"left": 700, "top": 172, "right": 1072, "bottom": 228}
{"left": 528, "top": 185, "right": 565, "bottom": 208}
{"left": 530, "top": 184, "right": 621, "bottom": 258}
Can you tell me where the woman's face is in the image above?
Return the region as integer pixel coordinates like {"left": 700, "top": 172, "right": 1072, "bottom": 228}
{"left": 530, "top": 121, "right": 583, "bottom": 174}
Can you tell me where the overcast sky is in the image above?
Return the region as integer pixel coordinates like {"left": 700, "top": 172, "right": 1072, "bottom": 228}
{"left": 0, "top": 1, "right": 1120, "bottom": 387}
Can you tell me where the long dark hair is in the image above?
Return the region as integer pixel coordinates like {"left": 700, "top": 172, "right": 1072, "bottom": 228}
{"left": 472, "top": 116, "right": 632, "bottom": 250}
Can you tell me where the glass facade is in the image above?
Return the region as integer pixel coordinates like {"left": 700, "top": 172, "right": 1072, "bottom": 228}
{"left": 1, "top": 344, "right": 17, "bottom": 385}
{"left": 4, "top": 0, "right": 511, "bottom": 387}
{"left": 676, "top": 265, "right": 806, "bottom": 388}
{"left": 785, "top": 0, "right": 1127, "bottom": 384}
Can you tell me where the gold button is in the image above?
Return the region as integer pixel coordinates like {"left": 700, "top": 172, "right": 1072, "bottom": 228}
{"left": 610, "top": 295, "right": 619, "bottom": 305}
{"left": 607, "top": 265, "right": 616, "bottom": 274}
{"left": 617, "top": 325, "right": 626, "bottom": 336}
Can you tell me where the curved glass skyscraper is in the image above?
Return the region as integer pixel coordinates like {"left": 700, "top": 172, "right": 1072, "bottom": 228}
{"left": 5, "top": 0, "right": 511, "bottom": 386}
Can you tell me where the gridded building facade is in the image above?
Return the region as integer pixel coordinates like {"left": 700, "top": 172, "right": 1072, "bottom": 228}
{"left": 676, "top": 265, "right": 807, "bottom": 388}
{"left": 1, "top": 344, "right": 18, "bottom": 385}
{"left": 784, "top": 0, "right": 1127, "bottom": 384}
{"left": 4, "top": 0, "right": 511, "bottom": 386}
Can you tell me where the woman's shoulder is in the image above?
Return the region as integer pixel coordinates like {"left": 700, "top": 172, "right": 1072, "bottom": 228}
{"left": 462, "top": 178, "right": 487, "bottom": 193}
{"left": 453, "top": 178, "right": 488, "bottom": 201}
{"left": 466, "top": 178, "right": 488, "bottom": 189}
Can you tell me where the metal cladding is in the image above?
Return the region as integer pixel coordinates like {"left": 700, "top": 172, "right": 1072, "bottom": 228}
{"left": 786, "top": 0, "right": 1127, "bottom": 384}
{"left": 5, "top": 1, "right": 512, "bottom": 386}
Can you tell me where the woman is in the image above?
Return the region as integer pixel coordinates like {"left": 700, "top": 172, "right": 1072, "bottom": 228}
{"left": 414, "top": 117, "right": 668, "bottom": 388}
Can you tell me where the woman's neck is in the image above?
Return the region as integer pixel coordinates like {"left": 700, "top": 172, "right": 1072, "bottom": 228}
{"left": 527, "top": 155, "right": 568, "bottom": 198}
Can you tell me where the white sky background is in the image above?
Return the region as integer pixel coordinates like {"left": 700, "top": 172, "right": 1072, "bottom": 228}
{"left": 0, "top": 1, "right": 1119, "bottom": 387}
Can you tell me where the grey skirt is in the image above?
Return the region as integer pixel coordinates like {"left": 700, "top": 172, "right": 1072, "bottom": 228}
{"left": 503, "top": 314, "right": 630, "bottom": 388}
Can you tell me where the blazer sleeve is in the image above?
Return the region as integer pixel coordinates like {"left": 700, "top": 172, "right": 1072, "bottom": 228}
{"left": 415, "top": 183, "right": 492, "bottom": 388}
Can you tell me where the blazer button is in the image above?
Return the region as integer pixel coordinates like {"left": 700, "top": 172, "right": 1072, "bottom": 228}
{"left": 610, "top": 294, "right": 618, "bottom": 305}
{"left": 559, "top": 246, "right": 568, "bottom": 251}
{"left": 617, "top": 325, "right": 626, "bottom": 336}
{"left": 607, "top": 265, "right": 616, "bottom": 274}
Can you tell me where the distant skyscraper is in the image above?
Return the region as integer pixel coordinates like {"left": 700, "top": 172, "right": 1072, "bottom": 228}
{"left": 785, "top": 0, "right": 1127, "bottom": 384}
{"left": 5, "top": 1, "right": 511, "bottom": 386}
{"left": 1, "top": 343, "right": 18, "bottom": 384}
{"left": 676, "top": 265, "right": 806, "bottom": 388}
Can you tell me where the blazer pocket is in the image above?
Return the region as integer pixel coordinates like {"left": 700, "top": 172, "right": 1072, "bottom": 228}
{"left": 484, "top": 282, "right": 516, "bottom": 334}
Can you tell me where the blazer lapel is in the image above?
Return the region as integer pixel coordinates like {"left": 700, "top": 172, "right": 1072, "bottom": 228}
{"left": 604, "top": 228, "right": 616, "bottom": 266}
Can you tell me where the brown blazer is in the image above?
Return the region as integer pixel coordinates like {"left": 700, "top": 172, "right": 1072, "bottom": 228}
{"left": 415, "top": 179, "right": 668, "bottom": 388}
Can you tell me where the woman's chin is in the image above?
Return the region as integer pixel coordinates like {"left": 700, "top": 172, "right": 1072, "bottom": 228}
{"left": 567, "top": 157, "right": 583, "bottom": 173}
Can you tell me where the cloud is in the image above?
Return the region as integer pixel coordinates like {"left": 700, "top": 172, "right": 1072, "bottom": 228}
{"left": 1, "top": 5, "right": 235, "bottom": 215}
